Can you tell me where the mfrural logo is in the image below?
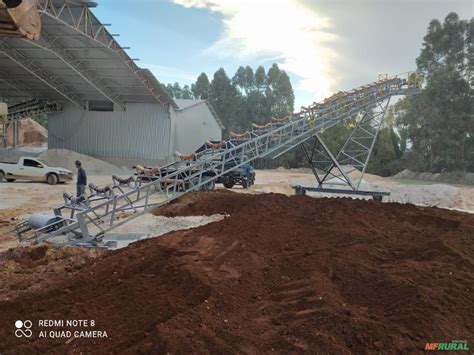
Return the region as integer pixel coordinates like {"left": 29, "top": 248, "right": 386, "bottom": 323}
{"left": 15, "top": 320, "right": 33, "bottom": 338}
{"left": 425, "top": 340, "right": 469, "bottom": 351}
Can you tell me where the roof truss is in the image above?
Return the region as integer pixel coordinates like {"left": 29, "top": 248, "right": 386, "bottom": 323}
{"left": 0, "top": 39, "right": 83, "bottom": 107}
{"left": 28, "top": 32, "right": 125, "bottom": 110}
{"left": 38, "top": 0, "right": 167, "bottom": 107}
{"left": 0, "top": 0, "right": 174, "bottom": 108}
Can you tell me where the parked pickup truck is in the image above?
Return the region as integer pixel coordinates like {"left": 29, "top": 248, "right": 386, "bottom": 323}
{"left": 0, "top": 157, "right": 73, "bottom": 185}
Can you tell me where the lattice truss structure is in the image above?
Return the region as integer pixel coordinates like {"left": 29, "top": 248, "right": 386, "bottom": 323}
{"left": 17, "top": 75, "right": 419, "bottom": 244}
{"left": 0, "top": 0, "right": 176, "bottom": 147}
{"left": 0, "top": 0, "right": 174, "bottom": 110}
{"left": 301, "top": 98, "right": 391, "bottom": 190}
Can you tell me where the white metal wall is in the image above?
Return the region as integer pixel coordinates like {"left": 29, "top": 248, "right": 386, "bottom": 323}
{"left": 171, "top": 103, "right": 223, "bottom": 153}
{"left": 48, "top": 103, "right": 172, "bottom": 160}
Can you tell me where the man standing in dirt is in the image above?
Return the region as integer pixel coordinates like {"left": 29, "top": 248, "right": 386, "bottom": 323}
{"left": 75, "top": 160, "right": 87, "bottom": 197}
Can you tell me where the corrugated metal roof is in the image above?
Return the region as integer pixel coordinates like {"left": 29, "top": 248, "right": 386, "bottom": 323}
{"left": 174, "top": 99, "right": 205, "bottom": 110}
{"left": 0, "top": 0, "right": 175, "bottom": 109}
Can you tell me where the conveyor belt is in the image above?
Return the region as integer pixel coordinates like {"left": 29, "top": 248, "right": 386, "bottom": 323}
{"left": 26, "top": 74, "right": 420, "bottom": 243}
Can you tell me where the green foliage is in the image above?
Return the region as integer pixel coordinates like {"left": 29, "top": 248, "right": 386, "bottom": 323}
{"left": 181, "top": 85, "right": 193, "bottom": 99}
{"left": 255, "top": 65, "right": 266, "bottom": 90}
{"left": 35, "top": 113, "right": 48, "bottom": 128}
{"left": 264, "top": 64, "right": 293, "bottom": 117}
{"left": 163, "top": 12, "right": 472, "bottom": 176}
{"left": 417, "top": 13, "right": 471, "bottom": 77}
{"left": 165, "top": 82, "right": 184, "bottom": 99}
{"left": 320, "top": 122, "right": 353, "bottom": 156}
{"left": 165, "top": 82, "right": 193, "bottom": 99}
{"left": 396, "top": 12, "right": 473, "bottom": 173}
{"left": 367, "top": 127, "right": 402, "bottom": 176}
{"left": 164, "top": 63, "right": 295, "bottom": 136}
{"left": 209, "top": 68, "right": 245, "bottom": 131}
{"left": 191, "top": 73, "right": 211, "bottom": 99}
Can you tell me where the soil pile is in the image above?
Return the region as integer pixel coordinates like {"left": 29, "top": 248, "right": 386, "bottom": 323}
{"left": 0, "top": 191, "right": 473, "bottom": 353}
{"left": 39, "top": 149, "right": 129, "bottom": 175}
{"left": 7, "top": 118, "right": 47, "bottom": 147}
{"left": 0, "top": 246, "right": 103, "bottom": 302}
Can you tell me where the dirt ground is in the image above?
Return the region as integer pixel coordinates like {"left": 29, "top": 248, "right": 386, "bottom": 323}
{"left": 1, "top": 169, "right": 473, "bottom": 252}
{"left": 0, "top": 176, "right": 113, "bottom": 251}
{"left": 251, "top": 169, "right": 474, "bottom": 213}
{"left": 0, "top": 190, "right": 472, "bottom": 353}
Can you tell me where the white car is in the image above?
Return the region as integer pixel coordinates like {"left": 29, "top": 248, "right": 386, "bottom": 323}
{"left": 0, "top": 157, "right": 73, "bottom": 185}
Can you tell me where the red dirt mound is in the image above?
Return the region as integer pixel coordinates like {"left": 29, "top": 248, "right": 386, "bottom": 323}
{"left": 0, "top": 191, "right": 473, "bottom": 353}
{"left": 0, "top": 246, "right": 103, "bottom": 303}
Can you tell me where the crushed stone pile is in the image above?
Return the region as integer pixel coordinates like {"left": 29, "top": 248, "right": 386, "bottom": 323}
{"left": 0, "top": 148, "right": 38, "bottom": 163}
{"left": 39, "top": 149, "right": 130, "bottom": 175}
{"left": 6, "top": 118, "right": 47, "bottom": 148}
{"left": 394, "top": 169, "right": 474, "bottom": 185}
{"left": 0, "top": 191, "right": 473, "bottom": 353}
{"left": 387, "top": 184, "right": 464, "bottom": 208}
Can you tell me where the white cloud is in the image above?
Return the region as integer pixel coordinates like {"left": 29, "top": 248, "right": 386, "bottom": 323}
{"left": 173, "top": 0, "right": 338, "bottom": 104}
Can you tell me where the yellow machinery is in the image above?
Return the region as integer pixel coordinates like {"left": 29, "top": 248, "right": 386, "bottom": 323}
{"left": 0, "top": 0, "right": 41, "bottom": 40}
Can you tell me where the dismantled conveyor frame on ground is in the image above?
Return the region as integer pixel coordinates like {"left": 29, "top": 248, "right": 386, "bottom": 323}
{"left": 17, "top": 73, "right": 421, "bottom": 245}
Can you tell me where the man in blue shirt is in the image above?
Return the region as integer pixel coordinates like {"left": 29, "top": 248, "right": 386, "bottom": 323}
{"left": 75, "top": 160, "right": 87, "bottom": 197}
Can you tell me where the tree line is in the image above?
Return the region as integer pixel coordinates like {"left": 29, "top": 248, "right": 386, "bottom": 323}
{"left": 165, "top": 63, "right": 295, "bottom": 134}
{"left": 164, "top": 12, "right": 473, "bottom": 175}
{"left": 390, "top": 12, "right": 473, "bottom": 174}
{"left": 165, "top": 64, "right": 298, "bottom": 168}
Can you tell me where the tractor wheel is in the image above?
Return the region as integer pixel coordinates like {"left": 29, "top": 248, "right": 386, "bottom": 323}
{"left": 223, "top": 178, "right": 235, "bottom": 189}
{"left": 241, "top": 179, "right": 250, "bottom": 189}
{"left": 47, "top": 174, "right": 58, "bottom": 185}
{"left": 200, "top": 179, "right": 215, "bottom": 192}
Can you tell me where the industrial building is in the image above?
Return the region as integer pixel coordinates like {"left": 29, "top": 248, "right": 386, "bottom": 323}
{"left": 48, "top": 100, "right": 173, "bottom": 161}
{"left": 172, "top": 99, "right": 224, "bottom": 154}
{"left": 0, "top": 0, "right": 223, "bottom": 163}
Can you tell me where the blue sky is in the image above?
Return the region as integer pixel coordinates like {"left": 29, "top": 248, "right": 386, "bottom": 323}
{"left": 94, "top": 0, "right": 472, "bottom": 109}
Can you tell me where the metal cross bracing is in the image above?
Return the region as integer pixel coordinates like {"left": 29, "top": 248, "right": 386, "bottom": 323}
{"left": 0, "top": 38, "right": 84, "bottom": 107}
{"left": 300, "top": 97, "right": 391, "bottom": 190}
{"left": 7, "top": 98, "right": 62, "bottom": 120}
{"left": 26, "top": 31, "right": 126, "bottom": 110}
{"left": 0, "top": 70, "right": 35, "bottom": 99}
{"left": 23, "top": 74, "right": 420, "bottom": 244}
{"left": 0, "top": 0, "right": 175, "bottom": 109}
{"left": 36, "top": 0, "right": 168, "bottom": 107}
{"left": 16, "top": 182, "right": 136, "bottom": 243}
